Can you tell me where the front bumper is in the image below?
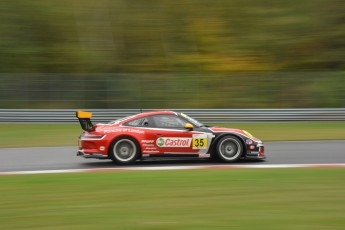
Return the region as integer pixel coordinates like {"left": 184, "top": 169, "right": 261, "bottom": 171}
{"left": 77, "top": 150, "right": 109, "bottom": 159}
{"left": 245, "top": 142, "right": 265, "bottom": 160}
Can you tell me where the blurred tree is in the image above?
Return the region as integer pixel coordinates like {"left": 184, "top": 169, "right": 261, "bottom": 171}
{"left": 1, "top": 0, "right": 345, "bottom": 73}
{"left": 0, "top": 0, "right": 344, "bottom": 108}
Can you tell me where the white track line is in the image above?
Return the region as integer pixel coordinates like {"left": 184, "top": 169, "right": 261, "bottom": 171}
{"left": 1, "top": 164, "right": 345, "bottom": 175}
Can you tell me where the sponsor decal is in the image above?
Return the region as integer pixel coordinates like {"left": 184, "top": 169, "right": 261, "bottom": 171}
{"left": 141, "top": 140, "right": 154, "bottom": 143}
{"left": 192, "top": 138, "right": 207, "bottom": 149}
{"left": 246, "top": 139, "right": 253, "bottom": 145}
{"left": 250, "top": 151, "right": 259, "bottom": 154}
{"left": 103, "top": 128, "right": 144, "bottom": 134}
{"left": 129, "top": 129, "right": 145, "bottom": 134}
{"left": 144, "top": 147, "right": 158, "bottom": 150}
{"left": 156, "top": 138, "right": 165, "bottom": 147}
{"left": 142, "top": 140, "right": 155, "bottom": 147}
{"left": 156, "top": 137, "right": 191, "bottom": 148}
{"left": 199, "top": 153, "right": 210, "bottom": 158}
{"left": 192, "top": 134, "right": 208, "bottom": 149}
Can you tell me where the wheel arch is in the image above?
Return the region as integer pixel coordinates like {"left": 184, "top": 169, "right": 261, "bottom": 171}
{"left": 107, "top": 134, "right": 142, "bottom": 155}
{"left": 211, "top": 133, "right": 246, "bottom": 157}
{"left": 108, "top": 135, "right": 142, "bottom": 164}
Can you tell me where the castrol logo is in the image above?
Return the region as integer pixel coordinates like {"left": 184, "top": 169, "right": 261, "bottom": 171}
{"left": 156, "top": 137, "right": 191, "bottom": 147}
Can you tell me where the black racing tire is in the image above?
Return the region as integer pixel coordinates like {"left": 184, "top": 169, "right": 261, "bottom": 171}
{"left": 109, "top": 137, "right": 140, "bottom": 165}
{"left": 215, "top": 135, "right": 243, "bottom": 163}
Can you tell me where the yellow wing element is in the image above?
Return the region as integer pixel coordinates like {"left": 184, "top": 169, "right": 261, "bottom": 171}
{"left": 76, "top": 111, "right": 94, "bottom": 131}
{"left": 76, "top": 111, "right": 92, "bottom": 119}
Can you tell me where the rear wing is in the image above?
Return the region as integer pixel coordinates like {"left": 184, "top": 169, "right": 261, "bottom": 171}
{"left": 76, "top": 111, "right": 95, "bottom": 132}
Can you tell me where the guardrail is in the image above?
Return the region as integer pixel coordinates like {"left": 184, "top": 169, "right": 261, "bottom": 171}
{"left": 1, "top": 109, "right": 345, "bottom": 123}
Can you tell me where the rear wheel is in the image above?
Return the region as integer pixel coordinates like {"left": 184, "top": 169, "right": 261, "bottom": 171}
{"left": 215, "top": 136, "right": 243, "bottom": 163}
{"left": 109, "top": 137, "right": 140, "bottom": 164}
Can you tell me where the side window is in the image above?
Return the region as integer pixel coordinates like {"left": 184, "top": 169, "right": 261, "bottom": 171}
{"left": 152, "top": 115, "right": 186, "bottom": 128}
{"left": 125, "top": 117, "right": 149, "bottom": 127}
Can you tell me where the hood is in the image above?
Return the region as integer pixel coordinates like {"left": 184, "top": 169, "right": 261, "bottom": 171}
{"left": 209, "top": 127, "right": 246, "bottom": 135}
{"left": 209, "top": 127, "right": 260, "bottom": 141}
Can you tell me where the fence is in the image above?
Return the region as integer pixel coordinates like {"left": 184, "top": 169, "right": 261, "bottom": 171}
{"left": 1, "top": 109, "right": 345, "bottom": 124}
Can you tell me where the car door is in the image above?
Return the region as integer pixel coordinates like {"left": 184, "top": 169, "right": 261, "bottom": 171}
{"left": 145, "top": 114, "right": 208, "bottom": 154}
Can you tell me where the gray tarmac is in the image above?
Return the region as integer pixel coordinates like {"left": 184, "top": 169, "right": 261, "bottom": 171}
{"left": 1, "top": 141, "right": 345, "bottom": 172}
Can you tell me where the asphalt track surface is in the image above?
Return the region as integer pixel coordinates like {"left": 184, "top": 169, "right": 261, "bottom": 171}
{"left": 1, "top": 141, "right": 345, "bottom": 173}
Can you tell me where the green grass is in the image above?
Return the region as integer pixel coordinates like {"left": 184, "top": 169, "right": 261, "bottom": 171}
{"left": 1, "top": 168, "right": 345, "bottom": 229}
{"left": 1, "top": 122, "right": 345, "bottom": 148}
{"left": 1, "top": 124, "right": 81, "bottom": 148}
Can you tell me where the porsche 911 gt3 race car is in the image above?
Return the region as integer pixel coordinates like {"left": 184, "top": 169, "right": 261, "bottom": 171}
{"left": 76, "top": 110, "right": 265, "bottom": 164}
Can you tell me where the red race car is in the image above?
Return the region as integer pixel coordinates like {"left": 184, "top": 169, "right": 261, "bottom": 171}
{"left": 76, "top": 110, "right": 265, "bottom": 164}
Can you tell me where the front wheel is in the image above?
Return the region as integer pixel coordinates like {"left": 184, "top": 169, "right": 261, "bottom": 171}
{"left": 215, "top": 136, "right": 243, "bottom": 163}
{"left": 109, "top": 137, "right": 140, "bottom": 164}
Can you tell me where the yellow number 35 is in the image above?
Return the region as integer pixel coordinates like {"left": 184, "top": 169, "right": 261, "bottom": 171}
{"left": 192, "top": 138, "right": 207, "bottom": 149}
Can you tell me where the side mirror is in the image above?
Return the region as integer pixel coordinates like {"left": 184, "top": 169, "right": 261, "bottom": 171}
{"left": 184, "top": 123, "right": 194, "bottom": 130}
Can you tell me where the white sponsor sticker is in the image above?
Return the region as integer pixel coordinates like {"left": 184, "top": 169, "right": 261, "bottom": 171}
{"left": 141, "top": 140, "right": 154, "bottom": 143}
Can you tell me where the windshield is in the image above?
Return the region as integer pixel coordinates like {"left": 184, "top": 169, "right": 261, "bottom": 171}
{"left": 179, "top": 113, "right": 205, "bottom": 127}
